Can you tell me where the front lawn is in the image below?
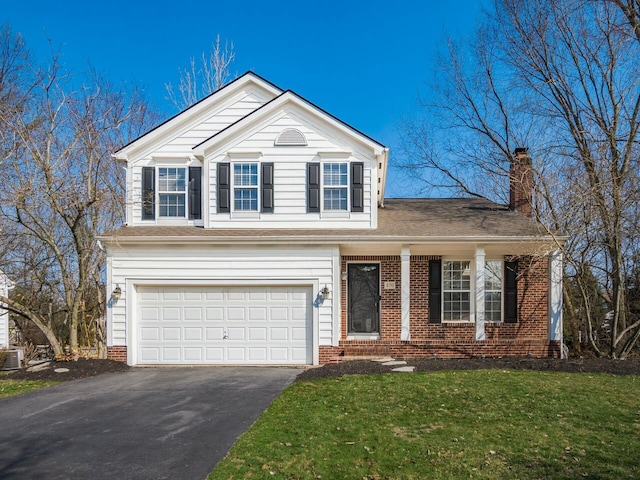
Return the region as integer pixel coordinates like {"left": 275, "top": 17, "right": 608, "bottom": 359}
{"left": 209, "top": 370, "right": 639, "bottom": 479}
{"left": 0, "top": 379, "right": 58, "bottom": 398}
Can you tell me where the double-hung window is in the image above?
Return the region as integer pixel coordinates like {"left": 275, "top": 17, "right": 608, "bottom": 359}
{"left": 233, "top": 163, "right": 258, "bottom": 211}
{"left": 484, "top": 260, "right": 503, "bottom": 322}
{"left": 442, "top": 260, "right": 472, "bottom": 321}
{"left": 323, "top": 163, "right": 348, "bottom": 211}
{"left": 158, "top": 167, "right": 186, "bottom": 217}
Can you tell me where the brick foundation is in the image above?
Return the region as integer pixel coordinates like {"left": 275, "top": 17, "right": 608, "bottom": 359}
{"left": 107, "top": 346, "right": 127, "bottom": 363}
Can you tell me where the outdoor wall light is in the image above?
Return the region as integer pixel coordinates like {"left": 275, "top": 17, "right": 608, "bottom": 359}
{"left": 112, "top": 284, "right": 122, "bottom": 302}
{"left": 320, "top": 285, "right": 330, "bottom": 300}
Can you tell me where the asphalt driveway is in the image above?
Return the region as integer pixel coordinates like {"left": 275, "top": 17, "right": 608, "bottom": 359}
{"left": 0, "top": 366, "right": 300, "bottom": 479}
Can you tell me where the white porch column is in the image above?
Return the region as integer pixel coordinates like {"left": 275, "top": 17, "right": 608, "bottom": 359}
{"left": 475, "top": 247, "right": 486, "bottom": 341}
{"left": 549, "top": 250, "right": 564, "bottom": 356}
{"left": 401, "top": 246, "right": 411, "bottom": 341}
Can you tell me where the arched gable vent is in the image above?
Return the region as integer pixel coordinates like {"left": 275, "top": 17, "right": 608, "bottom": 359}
{"left": 275, "top": 128, "right": 307, "bottom": 146}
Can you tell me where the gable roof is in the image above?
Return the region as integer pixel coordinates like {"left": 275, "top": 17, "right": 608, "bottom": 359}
{"left": 114, "top": 71, "right": 283, "bottom": 160}
{"left": 100, "top": 198, "right": 562, "bottom": 245}
{"left": 193, "top": 89, "right": 387, "bottom": 154}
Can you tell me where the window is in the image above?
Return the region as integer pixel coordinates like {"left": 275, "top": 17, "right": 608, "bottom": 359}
{"left": 485, "top": 260, "right": 503, "bottom": 321}
{"left": 442, "top": 260, "right": 471, "bottom": 321}
{"left": 233, "top": 163, "right": 258, "bottom": 211}
{"left": 323, "top": 163, "right": 348, "bottom": 210}
{"left": 158, "top": 167, "right": 186, "bottom": 217}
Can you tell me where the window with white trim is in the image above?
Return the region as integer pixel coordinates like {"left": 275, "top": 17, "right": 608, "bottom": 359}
{"left": 484, "top": 260, "right": 503, "bottom": 321}
{"left": 158, "top": 167, "right": 186, "bottom": 217}
{"left": 442, "top": 260, "right": 471, "bottom": 321}
{"left": 323, "top": 163, "right": 348, "bottom": 211}
{"left": 233, "top": 163, "right": 258, "bottom": 211}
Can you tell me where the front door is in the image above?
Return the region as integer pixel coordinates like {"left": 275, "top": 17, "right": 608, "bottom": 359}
{"left": 348, "top": 263, "right": 380, "bottom": 334}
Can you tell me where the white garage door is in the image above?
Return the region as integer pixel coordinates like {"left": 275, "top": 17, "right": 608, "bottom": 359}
{"left": 136, "top": 286, "right": 312, "bottom": 365}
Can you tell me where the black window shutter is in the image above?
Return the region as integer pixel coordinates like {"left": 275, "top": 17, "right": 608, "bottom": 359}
{"left": 429, "top": 259, "right": 442, "bottom": 323}
{"left": 188, "top": 166, "right": 202, "bottom": 220}
{"left": 217, "top": 163, "right": 230, "bottom": 213}
{"left": 504, "top": 260, "right": 518, "bottom": 323}
{"left": 307, "top": 162, "right": 320, "bottom": 213}
{"left": 351, "top": 162, "right": 364, "bottom": 212}
{"left": 141, "top": 166, "right": 155, "bottom": 220}
{"left": 261, "top": 162, "right": 274, "bottom": 213}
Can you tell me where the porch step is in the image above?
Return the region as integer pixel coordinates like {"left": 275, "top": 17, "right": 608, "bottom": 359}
{"left": 382, "top": 360, "right": 408, "bottom": 366}
{"left": 392, "top": 366, "right": 416, "bottom": 373}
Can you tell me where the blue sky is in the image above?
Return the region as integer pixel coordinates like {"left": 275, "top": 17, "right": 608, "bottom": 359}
{"left": 3, "top": 0, "right": 485, "bottom": 196}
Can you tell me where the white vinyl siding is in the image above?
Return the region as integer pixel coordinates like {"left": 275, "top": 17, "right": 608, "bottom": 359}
{"left": 154, "top": 92, "right": 269, "bottom": 155}
{"left": 207, "top": 113, "right": 375, "bottom": 229}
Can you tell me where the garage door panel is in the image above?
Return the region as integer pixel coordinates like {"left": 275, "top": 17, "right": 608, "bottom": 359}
{"left": 227, "top": 307, "right": 245, "bottom": 321}
{"left": 140, "top": 327, "right": 160, "bottom": 341}
{"left": 141, "top": 307, "right": 160, "bottom": 321}
{"left": 270, "top": 327, "right": 288, "bottom": 340}
{"left": 137, "top": 286, "right": 312, "bottom": 365}
{"left": 184, "top": 307, "right": 202, "bottom": 321}
{"left": 205, "top": 307, "right": 223, "bottom": 321}
{"left": 140, "top": 347, "right": 159, "bottom": 361}
{"left": 162, "top": 291, "right": 181, "bottom": 301}
{"left": 184, "top": 347, "right": 202, "bottom": 361}
{"left": 162, "top": 307, "right": 181, "bottom": 321}
{"left": 162, "top": 327, "right": 181, "bottom": 340}
{"left": 227, "top": 348, "right": 246, "bottom": 361}
{"left": 184, "top": 327, "right": 202, "bottom": 340}
{"left": 162, "top": 347, "right": 181, "bottom": 361}
{"left": 249, "top": 327, "right": 267, "bottom": 340}
{"left": 249, "top": 307, "right": 267, "bottom": 321}
{"left": 206, "top": 327, "right": 222, "bottom": 340}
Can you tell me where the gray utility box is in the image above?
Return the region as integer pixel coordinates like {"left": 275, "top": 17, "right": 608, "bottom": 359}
{"left": 2, "top": 349, "right": 22, "bottom": 370}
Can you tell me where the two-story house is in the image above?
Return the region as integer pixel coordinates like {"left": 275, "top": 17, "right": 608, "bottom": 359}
{"left": 99, "top": 72, "right": 563, "bottom": 366}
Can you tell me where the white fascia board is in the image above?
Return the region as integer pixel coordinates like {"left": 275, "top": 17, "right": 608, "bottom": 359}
{"left": 99, "top": 235, "right": 560, "bottom": 250}
{"left": 114, "top": 73, "right": 282, "bottom": 162}
{"left": 193, "top": 92, "right": 386, "bottom": 158}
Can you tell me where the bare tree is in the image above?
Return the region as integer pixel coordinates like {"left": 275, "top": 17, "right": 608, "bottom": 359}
{"left": 400, "top": 0, "right": 640, "bottom": 358}
{"left": 165, "top": 34, "right": 236, "bottom": 111}
{"left": 0, "top": 25, "right": 155, "bottom": 358}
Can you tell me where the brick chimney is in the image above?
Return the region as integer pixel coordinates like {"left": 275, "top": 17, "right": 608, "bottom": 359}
{"left": 510, "top": 147, "right": 533, "bottom": 217}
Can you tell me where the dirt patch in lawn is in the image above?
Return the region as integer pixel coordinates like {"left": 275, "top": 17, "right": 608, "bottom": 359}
{"left": 296, "top": 356, "right": 640, "bottom": 382}
{"left": 1, "top": 358, "right": 130, "bottom": 382}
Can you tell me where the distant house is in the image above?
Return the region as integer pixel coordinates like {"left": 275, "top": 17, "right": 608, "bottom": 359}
{"left": 0, "top": 270, "right": 15, "bottom": 348}
{"left": 98, "top": 72, "right": 564, "bottom": 366}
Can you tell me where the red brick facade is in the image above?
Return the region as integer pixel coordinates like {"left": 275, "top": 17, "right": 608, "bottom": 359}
{"left": 107, "top": 346, "right": 127, "bottom": 363}
{"left": 319, "top": 254, "right": 559, "bottom": 364}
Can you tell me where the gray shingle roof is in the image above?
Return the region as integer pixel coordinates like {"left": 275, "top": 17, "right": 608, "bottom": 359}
{"left": 100, "top": 198, "right": 556, "bottom": 243}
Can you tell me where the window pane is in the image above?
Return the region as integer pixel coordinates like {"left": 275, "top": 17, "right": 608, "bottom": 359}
{"left": 323, "top": 163, "right": 347, "bottom": 186}
{"left": 442, "top": 261, "right": 471, "bottom": 321}
{"left": 485, "top": 261, "right": 502, "bottom": 291}
{"left": 324, "top": 187, "right": 347, "bottom": 210}
{"left": 234, "top": 188, "right": 258, "bottom": 211}
{"left": 485, "top": 292, "right": 502, "bottom": 322}
{"left": 234, "top": 163, "right": 258, "bottom": 186}
{"left": 159, "top": 194, "right": 185, "bottom": 217}
{"left": 158, "top": 168, "right": 186, "bottom": 192}
{"left": 484, "top": 260, "right": 503, "bottom": 321}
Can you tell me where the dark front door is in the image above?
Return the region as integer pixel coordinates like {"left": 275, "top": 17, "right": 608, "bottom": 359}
{"left": 348, "top": 263, "right": 380, "bottom": 334}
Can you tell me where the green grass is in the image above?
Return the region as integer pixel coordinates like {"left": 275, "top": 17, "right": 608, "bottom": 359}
{"left": 209, "top": 370, "right": 640, "bottom": 479}
{"left": 0, "top": 379, "right": 58, "bottom": 398}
